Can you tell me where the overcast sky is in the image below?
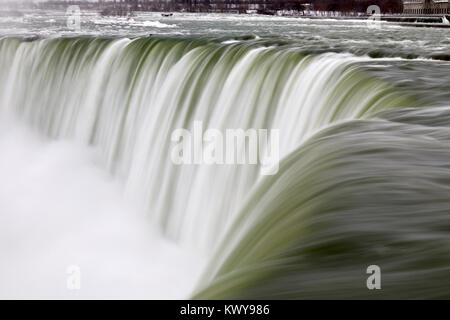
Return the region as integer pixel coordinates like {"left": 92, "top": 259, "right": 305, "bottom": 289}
{"left": 0, "top": 0, "right": 94, "bottom": 3}
{"left": 0, "top": 0, "right": 41, "bottom": 3}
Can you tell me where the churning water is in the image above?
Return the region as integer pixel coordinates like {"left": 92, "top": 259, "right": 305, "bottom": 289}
{"left": 1, "top": 9, "right": 450, "bottom": 299}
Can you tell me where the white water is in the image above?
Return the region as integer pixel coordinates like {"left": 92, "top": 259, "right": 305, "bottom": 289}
{"left": 0, "top": 117, "right": 203, "bottom": 299}
{"left": 0, "top": 37, "right": 413, "bottom": 298}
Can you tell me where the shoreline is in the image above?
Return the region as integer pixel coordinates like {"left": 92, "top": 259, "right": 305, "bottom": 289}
{"left": 304, "top": 14, "right": 450, "bottom": 28}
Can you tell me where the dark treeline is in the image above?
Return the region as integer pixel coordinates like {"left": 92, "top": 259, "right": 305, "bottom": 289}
{"left": 132, "top": 0, "right": 403, "bottom": 13}
{"left": 313, "top": 0, "right": 403, "bottom": 13}
{"left": 128, "top": 0, "right": 403, "bottom": 13}
{"left": 40, "top": 0, "right": 404, "bottom": 14}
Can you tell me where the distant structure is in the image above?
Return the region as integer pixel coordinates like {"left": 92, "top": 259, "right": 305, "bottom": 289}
{"left": 403, "top": 0, "right": 450, "bottom": 14}
{"left": 38, "top": 1, "right": 308, "bottom": 14}
{"left": 35, "top": 0, "right": 403, "bottom": 15}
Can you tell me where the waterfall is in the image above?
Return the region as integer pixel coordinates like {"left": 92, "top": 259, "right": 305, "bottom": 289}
{"left": 5, "top": 36, "right": 447, "bottom": 299}
{"left": 0, "top": 37, "right": 412, "bottom": 251}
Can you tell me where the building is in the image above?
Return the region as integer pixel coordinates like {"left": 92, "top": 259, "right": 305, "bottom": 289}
{"left": 403, "top": 0, "right": 449, "bottom": 14}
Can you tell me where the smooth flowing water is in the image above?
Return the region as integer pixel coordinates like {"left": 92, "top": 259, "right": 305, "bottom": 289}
{"left": 1, "top": 9, "right": 450, "bottom": 299}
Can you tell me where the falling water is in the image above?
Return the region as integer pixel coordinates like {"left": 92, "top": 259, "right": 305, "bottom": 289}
{"left": 0, "top": 37, "right": 412, "bottom": 247}
{"left": 1, "top": 35, "right": 450, "bottom": 299}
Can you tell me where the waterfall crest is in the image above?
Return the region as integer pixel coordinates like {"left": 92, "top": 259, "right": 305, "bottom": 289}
{"left": 194, "top": 109, "right": 450, "bottom": 299}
